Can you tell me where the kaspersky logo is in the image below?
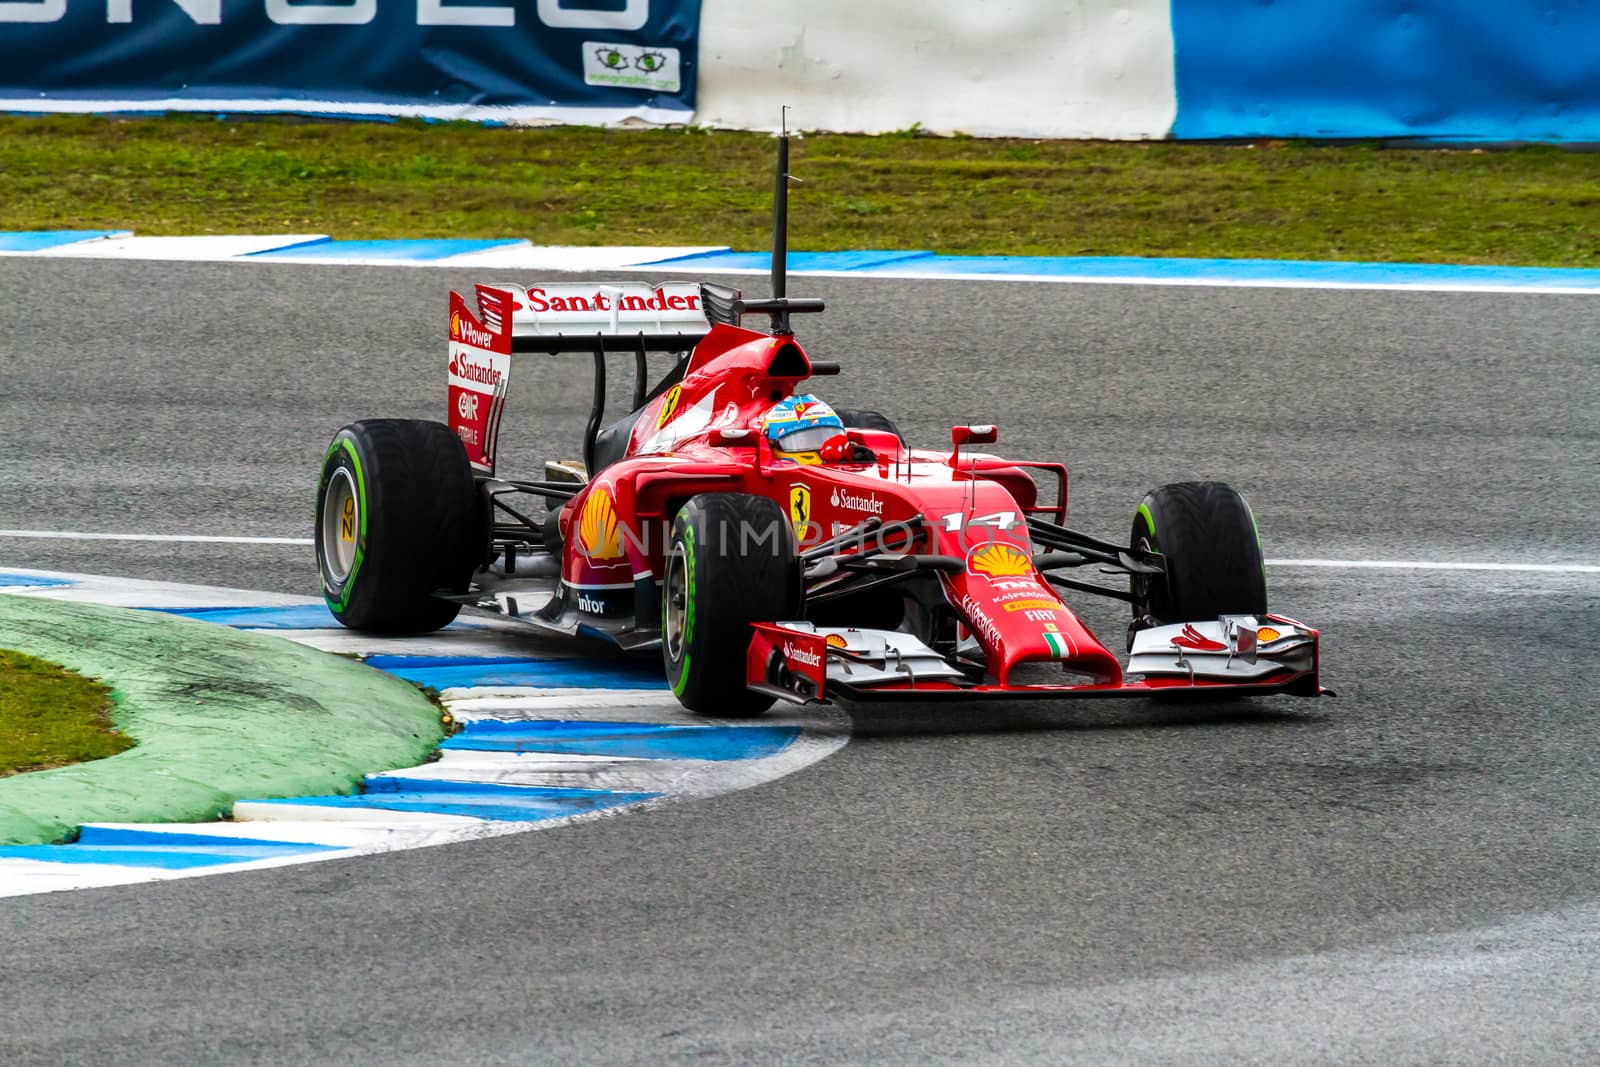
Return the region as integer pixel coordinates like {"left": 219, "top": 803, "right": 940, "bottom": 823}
{"left": 967, "top": 543, "right": 1032, "bottom": 579}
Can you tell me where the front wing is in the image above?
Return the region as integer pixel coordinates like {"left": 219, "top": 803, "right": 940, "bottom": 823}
{"left": 747, "top": 616, "right": 1329, "bottom": 704}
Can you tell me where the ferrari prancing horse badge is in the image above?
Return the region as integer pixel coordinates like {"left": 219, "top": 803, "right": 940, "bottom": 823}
{"left": 789, "top": 483, "right": 811, "bottom": 538}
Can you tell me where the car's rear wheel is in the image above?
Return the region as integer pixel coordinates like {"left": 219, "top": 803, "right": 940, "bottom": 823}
{"left": 834, "top": 408, "right": 906, "bottom": 446}
{"left": 316, "top": 419, "right": 483, "bottom": 634}
{"left": 662, "top": 493, "right": 802, "bottom": 716}
{"left": 1129, "top": 481, "right": 1267, "bottom": 632}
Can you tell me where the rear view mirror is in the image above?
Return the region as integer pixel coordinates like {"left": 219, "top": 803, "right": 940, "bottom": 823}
{"left": 709, "top": 428, "right": 758, "bottom": 447}
{"left": 951, "top": 424, "right": 998, "bottom": 448}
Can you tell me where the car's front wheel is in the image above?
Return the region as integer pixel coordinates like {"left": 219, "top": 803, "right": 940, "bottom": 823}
{"left": 662, "top": 493, "right": 802, "bottom": 716}
{"left": 316, "top": 419, "right": 483, "bottom": 634}
{"left": 1129, "top": 480, "right": 1267, "bottom": 630}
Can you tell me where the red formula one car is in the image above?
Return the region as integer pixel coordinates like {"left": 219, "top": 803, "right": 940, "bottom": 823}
{"left": 315, "top": 137, "right": 1328, "bottom": 715}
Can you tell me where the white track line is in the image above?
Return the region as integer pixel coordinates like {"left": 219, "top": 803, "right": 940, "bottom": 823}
{"left": 1267, "top": 559, "right": 1600, "bottom": 574}
{"left": 0, "top": 529, "right": 311, "bottom": 546}
{"left": 2, "top": 530, "right": 1596, "bottom": 575}
{"left": 640, "top": 263, "right": 1600, "bottom": 297}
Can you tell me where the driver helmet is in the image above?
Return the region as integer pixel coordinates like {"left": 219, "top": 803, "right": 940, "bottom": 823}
{"left": 762, "top": 395, "right": 846, "bottom": 464}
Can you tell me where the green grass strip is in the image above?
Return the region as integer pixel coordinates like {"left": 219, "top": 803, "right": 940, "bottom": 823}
{"left": 0, "top": 596, "right": 445, "bottom": 846}
{"left": 0, "top": 650, "right": 132, "bottom": 776}
{"left": 4, "top": 115, "right": 1600, "bottom": 266}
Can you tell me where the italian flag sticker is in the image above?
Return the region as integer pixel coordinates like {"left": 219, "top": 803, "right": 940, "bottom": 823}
{"left": 1043, "top": 632, "right": 1070, "bottom": 658}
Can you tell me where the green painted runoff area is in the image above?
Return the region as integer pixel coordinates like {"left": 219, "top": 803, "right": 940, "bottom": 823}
{"left": 4, "top": 115, "right": 1600, "bottom": 266}
{"left": 0, "top": 596, "right": 444, "bottom": 846}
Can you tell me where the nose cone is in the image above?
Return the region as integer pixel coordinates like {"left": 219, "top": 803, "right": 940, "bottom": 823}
{"left": 945, "top": 544, "right": 1123, "bottom": 687}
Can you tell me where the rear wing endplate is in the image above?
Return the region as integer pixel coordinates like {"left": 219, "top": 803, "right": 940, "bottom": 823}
{"left": 449, "top": 283, "right": 711, "bottom": 475}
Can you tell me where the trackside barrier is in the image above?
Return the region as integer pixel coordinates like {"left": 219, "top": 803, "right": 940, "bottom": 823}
{"left": 695, "top": 0, "right": 1600, "bottom": 140}
{"left": 1169, "top": 0, "right": 1600, "bottom": 141}
{"left": 2, "top": 0, "right": 1599, "bottom": 140}
{"left": 694, "top": 0, "right": 1176, "bottom": 138}
{"left": 0, "top": 0, "right": 704, "bottom": 122}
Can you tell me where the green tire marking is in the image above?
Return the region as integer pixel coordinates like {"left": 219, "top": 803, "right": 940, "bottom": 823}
{"left": 1136, "top": 501, "right": 1156, "bottom": 537}
{"left": 669, "top": 524, "right": 696, "bottom": 698}
{"left": 320, "top": 436, "right": 369, "bottom": 614}
{"left": 1243, "top": 498, "right": 1267, "bottom": 595}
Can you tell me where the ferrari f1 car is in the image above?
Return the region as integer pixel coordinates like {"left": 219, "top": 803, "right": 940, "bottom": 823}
{"left": 314, "top": 136, "right": 1328, "bottom": 716}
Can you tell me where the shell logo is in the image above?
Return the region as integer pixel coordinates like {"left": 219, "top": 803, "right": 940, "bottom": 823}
{"left": 579, "top": 488, "right": 625, "bottom": 561}
{"left": 450, "top": 310, "right": 462, "bottom": 341}
{"left": 1256, "top": 626, "right": 1283, "bottom": 643}
{"left": 967, "top": 543, "right": 1032, "bottom": 579}
{"left": 825, "top": 633, "right": 848, "bottom": 649}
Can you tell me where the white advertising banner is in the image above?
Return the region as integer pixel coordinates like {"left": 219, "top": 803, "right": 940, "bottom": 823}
{"left": 694, "top": 0, "right": 1177, "bottom": 138}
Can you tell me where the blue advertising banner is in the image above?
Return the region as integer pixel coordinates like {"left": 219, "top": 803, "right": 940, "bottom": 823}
{"left": 0, "top": 0, "right": 701, "bottom": 122}
{"left": 1172, "top": 0, "right": 1600, "bottom": 142}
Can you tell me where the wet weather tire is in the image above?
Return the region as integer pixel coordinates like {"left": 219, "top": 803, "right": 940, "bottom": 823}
{"left": 662, "top": 494, "right": 802, "bottom": 717}
{"left": 1130, "top": 481, "right": 1267, "bottom": 626}
{"left": 316, "top": 419, "right": 482, "bottom": 634}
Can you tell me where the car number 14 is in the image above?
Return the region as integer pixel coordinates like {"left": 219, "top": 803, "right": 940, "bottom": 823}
{"left": 940, "top": 510, "right": 1017, "bottom": 532}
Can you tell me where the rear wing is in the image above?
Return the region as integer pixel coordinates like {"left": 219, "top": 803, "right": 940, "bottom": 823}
{"left": 449, "top": 282, "right": 711, "bottom": 475}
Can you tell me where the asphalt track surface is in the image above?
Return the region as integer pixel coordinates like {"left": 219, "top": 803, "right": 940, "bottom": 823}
{"left": 2, "top": 259, "right": 1598, "bottom": 1064}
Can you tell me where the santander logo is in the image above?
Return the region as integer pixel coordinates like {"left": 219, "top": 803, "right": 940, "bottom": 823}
{"left": 524, "top": 287, "right": 701, "bottom": 314}
{"left": 784, "top": 642, "right": 822, "bottom": 668}
{"left": 449, "top": 352, "right": 502, "bottom": 387}
{"left": 829, "top": 488, "right": 884, "bottom": 515}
